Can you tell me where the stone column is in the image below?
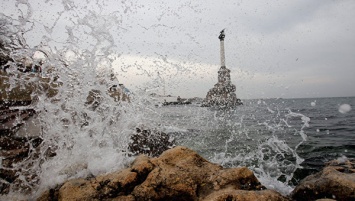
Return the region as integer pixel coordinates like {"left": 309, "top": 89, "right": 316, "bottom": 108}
{"left": 220, "top": 40, "right": 225, "bottom": 67}
{"left": 218, "top": 29, "right": 226, "bottom": 67}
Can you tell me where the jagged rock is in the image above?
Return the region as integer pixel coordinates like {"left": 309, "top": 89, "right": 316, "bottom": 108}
{"left": 86, "top": 86, "right": 130, "bottom": 110}
{"left": 38, "top": 146, "right": 279, "bottom": 201}
{"left": 0, "top": 71, "right": 60, "bottom": 102}
{"left": 130, "top": 155, "right": 155, "bottom": 180}
{"left": 0, "top": 136, "right": 27, "bottom": 150}
{"left": 0, "top": 136, "right": 43, "bottom": 168}
{"left": 58, "top": 178, "right": 97, "bottom": 200}
{"left": 202, "top": 188, "right": 288, "bottom": 201}
{"left": 291, "top": 158, "right": 355, "bottom": 201}
{"left": 0, "top": 168, "right": 16, "bottom": 184}
{"left": 210, "top": 167, "right": 264, "bottom": 191}
{"left": 93, "top": 168, "right": 139, "bottom": 198}
{"left": 36, "top": 188, "right": 59, "bottom": 201}
{"left": 128, "top": 127, "right": 175, "bottom": 157}
{"left": 0, "top": 135, "right": 46, "bottom": 195}
{"left": 0, "top": 182, "right": 10, "bottom": 195}
{"left": 132, "top": 146, "right": 265, "bottom": 201}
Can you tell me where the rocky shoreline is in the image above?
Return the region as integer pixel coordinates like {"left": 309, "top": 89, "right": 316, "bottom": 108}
{"left": 1, "top": 111, "right": 354, "bottom": 200}
{"left": 34, "top": 146, "right": 354, "bottom": 201}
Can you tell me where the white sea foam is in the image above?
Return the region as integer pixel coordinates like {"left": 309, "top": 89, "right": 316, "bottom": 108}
{"left": 311, "top": 100, "right": 316, "bottom": 106}
{"left": 258, "top": 175, "right": 294, "bottom": 196}
{"left": 163, "top": 125, "right": 189, "bottom": 133}
{"left": 338, "top": 104, "right": 352, "bottom": 114}
{"left": 336, "top": 155, "right": 348, "bottom": 163}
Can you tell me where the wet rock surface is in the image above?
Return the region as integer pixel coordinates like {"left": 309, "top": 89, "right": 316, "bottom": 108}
{"left": 203, "top": 188, "right": 288, "bottom": 201}
{"left": 128, "top": 127, "right": 176, "bottom": 157}
{"left": 0, "top": 101, "right": 36, "bottom": 136}
{"left": 0, "top": 135, "right": 44, "bottom": 194}
{"left": 291, "top": 158, "right": 355, "bottom": 201}
{"left": 37, "top": 146, "right": 287, "bottom": 201}
{"left": 0, "top": 101, "right": 43, "bottom": 194}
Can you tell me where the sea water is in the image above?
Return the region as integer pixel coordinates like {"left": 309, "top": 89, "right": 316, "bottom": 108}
{"left": 1, "top": 1, "right": 355, "bottom": 199}
{"left": 155, "top": 97, "right": 355, "bottom": 194}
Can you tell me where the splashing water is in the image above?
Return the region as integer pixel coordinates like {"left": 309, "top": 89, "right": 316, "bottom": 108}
{"left": 311, "top": 100, "right": 316, "bottom": 107}
{"left": 201, "top": 104, "right": 309, "bottom": 195}
{"left": 0, "top": 1, "right": 313, "bottom": 199}
{"left": 1, "top": 1, "right": 148, "bottom": 198}
{"left": 338, "top": 104, "right": 351, "bottom": 114}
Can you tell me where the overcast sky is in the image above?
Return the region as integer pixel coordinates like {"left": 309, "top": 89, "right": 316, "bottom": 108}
{"left": 1, "top": 0, "right": 355, "bottom": 99}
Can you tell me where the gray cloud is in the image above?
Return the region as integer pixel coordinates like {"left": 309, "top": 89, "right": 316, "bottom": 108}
{"left": 1, "top": 0, "right": 354, "bottom": 99}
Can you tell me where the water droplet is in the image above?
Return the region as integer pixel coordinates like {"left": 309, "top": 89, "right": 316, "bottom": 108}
{"left": 338, "top": 104, "right": 351, "bottom": 114}
{"left": 310, "top": 101, "right": 316, "bottom": 107}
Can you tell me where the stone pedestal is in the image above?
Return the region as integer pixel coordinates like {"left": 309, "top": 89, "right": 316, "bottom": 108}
{"left": 203, "top": 66, "right": 242, "bottom": 108}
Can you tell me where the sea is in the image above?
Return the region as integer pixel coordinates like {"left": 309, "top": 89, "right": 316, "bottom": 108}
{"left": 150, "top": 97, "right": 355, "bottom": 194}
{"left": 1, "top": 83, "right": 355, "bottom": 198}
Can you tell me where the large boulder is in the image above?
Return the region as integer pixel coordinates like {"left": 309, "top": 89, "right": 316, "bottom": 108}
{"left": 291, "top": 158, "right": 355, "bottom": 201}
{"left": 131, "top": 146, "right": 269, "bottom": 201}
{"left": 37, "top": 146, "right": 287, "bottom": 201}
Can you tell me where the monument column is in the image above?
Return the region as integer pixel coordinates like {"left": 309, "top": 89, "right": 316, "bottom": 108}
{"left": 219, "top": 29, "right": 226, "bottom": 67}
{"left": 203, "top": 29, "right": 242, "bottom": 107}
